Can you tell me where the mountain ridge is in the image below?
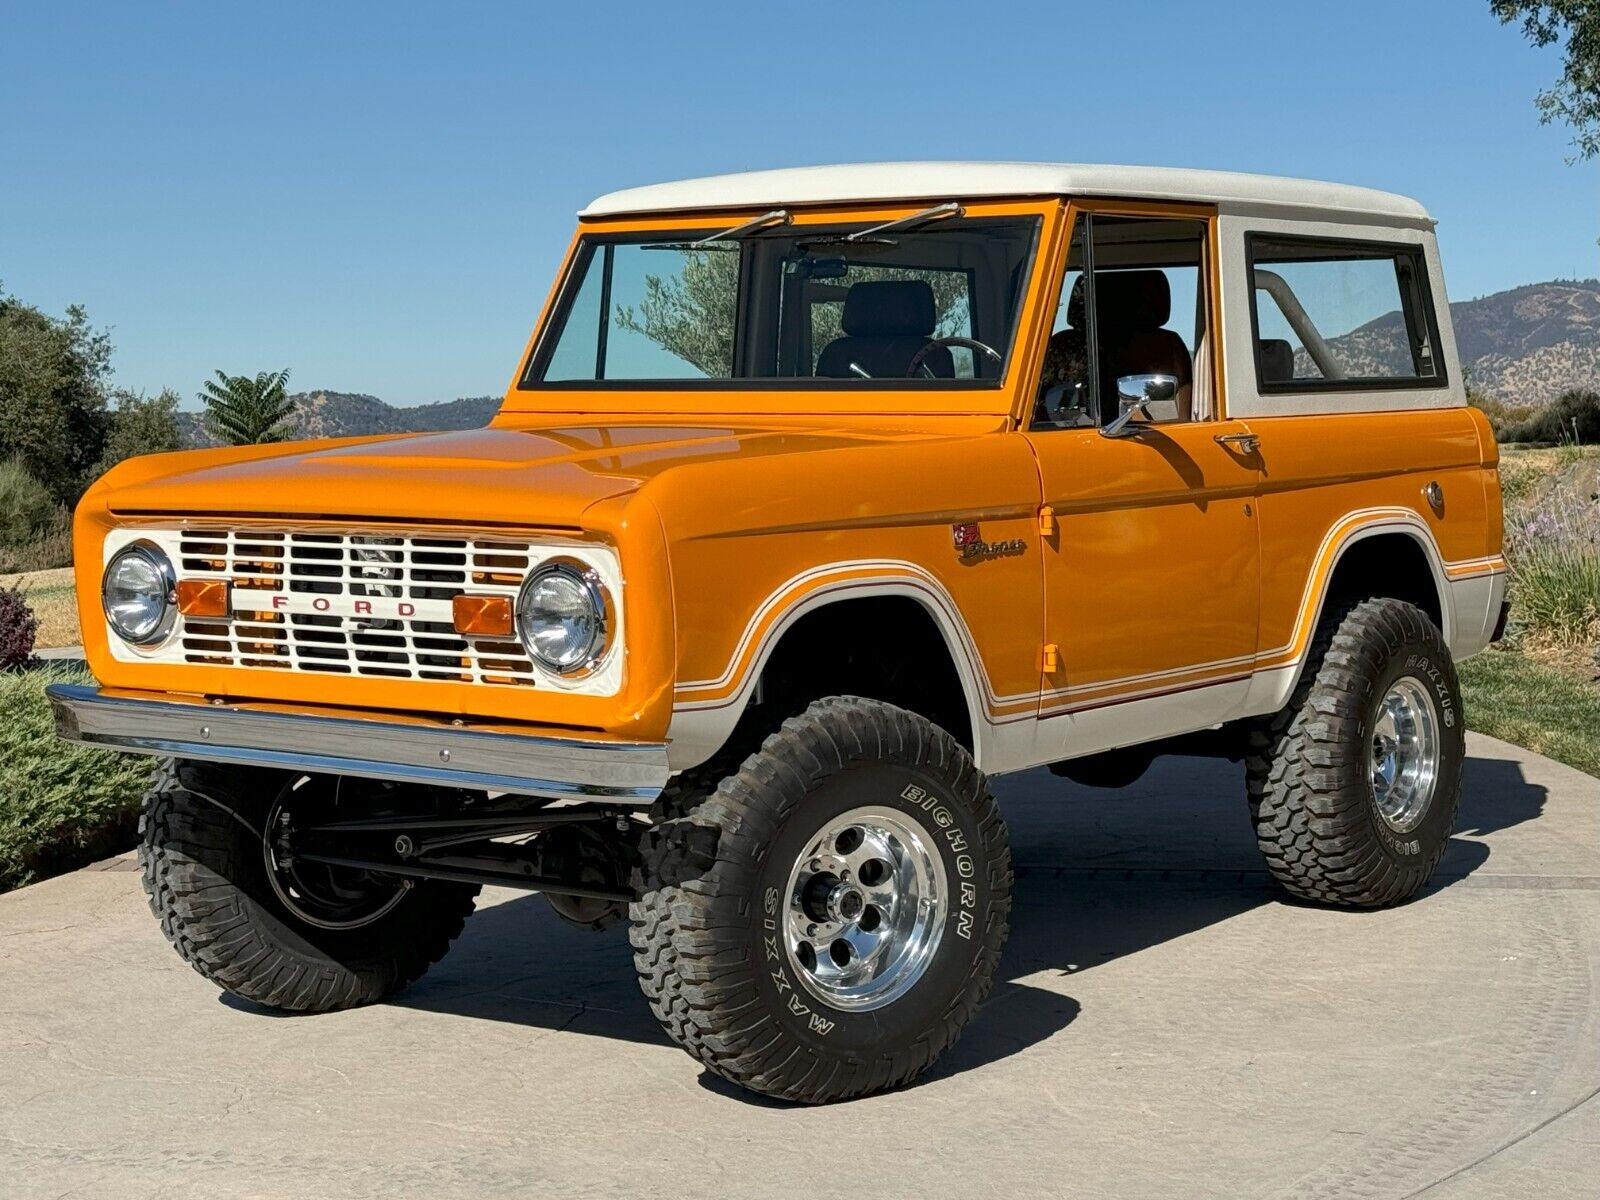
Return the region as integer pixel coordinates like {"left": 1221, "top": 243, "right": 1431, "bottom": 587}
{"left": 1300, "top": 279, "right": 1599, "bottom": 406}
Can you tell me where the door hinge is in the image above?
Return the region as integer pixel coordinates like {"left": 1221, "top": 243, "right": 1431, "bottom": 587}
{"left": 1038, "top": 505, "right": 1057, "bottom": 537}
{"left": 1042, "top": 643, "right": 1060, "bottom": 674}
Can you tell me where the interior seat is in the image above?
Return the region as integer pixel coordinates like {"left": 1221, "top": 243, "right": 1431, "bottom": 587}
{"left": 1258, "top": 338, "right": 1296, "bottom": 384}
{"left": 816, "top": 280, "right": 953, "bottom": 380}
{"left": 1040, "top": 271, "right": 1193, "bottom": 422}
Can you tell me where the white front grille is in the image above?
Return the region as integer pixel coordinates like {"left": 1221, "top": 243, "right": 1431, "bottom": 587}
{"left": 170, "top": 528, "right": 543, "bottom": 685}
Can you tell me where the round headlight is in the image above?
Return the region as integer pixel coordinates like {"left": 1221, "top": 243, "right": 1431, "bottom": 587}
{"left": 516, "top": 560, "right": 612, "bottom": 676}
{"left": 102, "top": 541, "right": 176, "bottom": 646}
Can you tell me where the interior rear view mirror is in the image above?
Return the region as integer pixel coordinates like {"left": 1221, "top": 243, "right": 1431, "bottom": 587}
{"left": 785, "top": 255, "right": 849, "bottom": 279}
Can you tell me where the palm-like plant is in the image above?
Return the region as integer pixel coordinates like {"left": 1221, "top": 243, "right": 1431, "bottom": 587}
{"left": 199, "top": 368, "right": 297, "bottom": 446}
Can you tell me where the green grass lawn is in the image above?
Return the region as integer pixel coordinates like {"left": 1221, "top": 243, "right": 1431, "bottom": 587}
{"left": 1459, "top": 648, "right": 1600, "bottom": 778}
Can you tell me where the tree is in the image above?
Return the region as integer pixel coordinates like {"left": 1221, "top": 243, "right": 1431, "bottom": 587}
{"left": 0, "top": 284, "right": 113, "bottom": 504}
{"left": 200, "top": 368, "right": 297, "bottom": 445}
{"left": 616, "top": 249, "right": 741, "bottom": 376}
{"left": 96, "top": 388, "right": 183, "bottom": 475}
{"left": 1493, "top": 2, "right": 1600, "bottom": 160}
{"left": 0, "top": 458, "right": 59, "bottom": 550}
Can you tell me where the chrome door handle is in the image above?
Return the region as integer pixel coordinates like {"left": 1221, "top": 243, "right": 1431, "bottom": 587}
{"left": 1215, "top": 433, "right": 1260, "bottom": 453}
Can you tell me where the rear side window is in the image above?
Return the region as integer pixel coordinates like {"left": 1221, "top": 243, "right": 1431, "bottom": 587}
{"left": 1247, "top": 235, "right": 1444, "bottom": 392}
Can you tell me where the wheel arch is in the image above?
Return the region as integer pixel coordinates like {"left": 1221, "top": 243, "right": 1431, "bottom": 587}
{"left": 1261, "top": 514, "right": 1454, "bottom": 711}
{"left": 666, "top": 570, "right": 993, "bottom": 772}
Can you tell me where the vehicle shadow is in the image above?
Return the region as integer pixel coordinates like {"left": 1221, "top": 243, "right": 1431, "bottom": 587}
{"left": 1451, "top": 753, "right": 1549, "bottom": 840}
{"left": 351, "top": 751, "right": 1544, "bottom": 1098}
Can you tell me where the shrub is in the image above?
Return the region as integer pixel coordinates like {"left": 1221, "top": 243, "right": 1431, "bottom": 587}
{"left": 0, "top": 457, "right": 60, "bottom": 548}
{"left": 1511, "top": 537, "right": 1600, "bottom": 645}
{"left": 1469, "top": 388, "right": 1522, "bottom": 435}
{"left": 1500, "top": 389, "right": 1600, "bottom": 445}
{"left": 0, "top": 586, "right": 39, "bottom": 669}
{"left": 0, "top": 513, "right": 72, "bottom": 573}
{"left": 1505, "top": 477, "right": 1600, "bottom": 648}
{"left": 0, "top": 666, "right": 152, "bottom": 892}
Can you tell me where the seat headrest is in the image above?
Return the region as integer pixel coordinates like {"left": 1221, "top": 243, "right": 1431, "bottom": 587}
{"left": 1067, "top": 276, "right": 1088, "bottom": 330}
{"left": 1067, "top": 270, "right": 1172, "bottom": 330}
{"left": 841, "top": 280, "right": 937, "bottom": 338}
{"left": 1258, "top": 338, "right": 1295, "bottom": 383}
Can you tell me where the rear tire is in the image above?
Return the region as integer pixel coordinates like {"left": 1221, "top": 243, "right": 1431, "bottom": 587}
{"left": 1247, "top": 599, "right": 1464, "bottom": 908}
{"left": 630, "top": 698, "right": 1011, "bottom": 1103}
{"left": 139, "top": 759, "right": 479, "bottom": 1011}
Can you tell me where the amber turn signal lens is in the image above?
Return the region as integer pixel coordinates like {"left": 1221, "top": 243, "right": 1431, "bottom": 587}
{"left": 452, "top": 593, "right": 513, "bottom": 637}
{"left": 175, "top": 578, "right": 230, "bottom": 618}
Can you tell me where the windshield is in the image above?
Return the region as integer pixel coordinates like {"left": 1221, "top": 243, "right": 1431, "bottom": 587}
{"left": 523, "top": 214, "right": 1040, "bottom": 389}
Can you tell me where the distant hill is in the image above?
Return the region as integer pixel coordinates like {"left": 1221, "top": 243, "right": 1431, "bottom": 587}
{"left": 1308, "top": 280, "right": 1600, "bottom": 409}
{"left": 179, "top": 391, "right": 500, "bottom": 448}
{"left": 1451, "top": 281, "right": 1600, "bottom": 407}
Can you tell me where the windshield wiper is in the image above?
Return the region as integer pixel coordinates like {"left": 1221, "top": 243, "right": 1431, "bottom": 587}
{"left": 798, "top": 201, "right": 966, "bottom": 248}
{"left": 692, "top": 208, "right": 791, "bottom": 247}
{"left": 640, "top": 209, "right": 792, "bottom": 252}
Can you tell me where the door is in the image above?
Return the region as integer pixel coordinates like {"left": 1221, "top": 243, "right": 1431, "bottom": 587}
{"left": 1025, "top": 206, "right": 1261, "bottom": 750}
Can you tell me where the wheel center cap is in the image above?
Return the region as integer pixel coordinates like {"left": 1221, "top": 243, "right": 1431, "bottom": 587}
{"left": 827, "top": 883, "right": 865, "bottom": 923}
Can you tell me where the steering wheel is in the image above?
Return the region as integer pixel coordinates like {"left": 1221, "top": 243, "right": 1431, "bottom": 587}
{"left": 906, "top": 336, "right": 1004, "bottom": 379}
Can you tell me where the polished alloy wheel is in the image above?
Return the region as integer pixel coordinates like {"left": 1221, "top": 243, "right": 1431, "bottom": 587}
{"left": 1370, "top": 677, "right": 1441, "bottom": 834}
{"left": 782, "top": 805, "right": 947, "bottom": 1011}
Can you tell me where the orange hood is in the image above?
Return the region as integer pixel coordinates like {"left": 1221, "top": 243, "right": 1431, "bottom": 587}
{"left": 93, "top": 421, "right": 968, "bottom": 529}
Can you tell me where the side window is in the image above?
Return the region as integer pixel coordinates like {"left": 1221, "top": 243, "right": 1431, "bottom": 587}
{"left": 1037, "top": 214, "right": 1209, "bottom": 428}
{"left": 543, "top": 242, "right": 738, "bottom": 381}
{"left": 1248, "top": 236, "right": 1443, "bottom": 391}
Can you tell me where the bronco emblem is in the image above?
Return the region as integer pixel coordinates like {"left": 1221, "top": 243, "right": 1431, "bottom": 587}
{"left": 952, "top": 522, "right": 1025, "bottom": 563}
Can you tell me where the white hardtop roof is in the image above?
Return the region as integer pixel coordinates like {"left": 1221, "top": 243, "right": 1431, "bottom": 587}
{"left": 583, "top": 161, "right": 1432, "bottom": 225}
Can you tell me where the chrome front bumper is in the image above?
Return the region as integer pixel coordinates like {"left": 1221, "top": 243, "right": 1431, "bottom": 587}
{"left": 46, "top": 685, "right": 670, "bottom": 803}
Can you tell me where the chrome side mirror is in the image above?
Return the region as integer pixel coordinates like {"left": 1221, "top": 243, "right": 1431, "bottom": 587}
{"left": 1101, "top": 374, "right": 1180, "bottom": 439}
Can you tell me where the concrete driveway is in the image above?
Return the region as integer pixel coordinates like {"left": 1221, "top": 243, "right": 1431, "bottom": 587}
{"left": 2, "top": 733, "right": 1595, "bottom": 1199}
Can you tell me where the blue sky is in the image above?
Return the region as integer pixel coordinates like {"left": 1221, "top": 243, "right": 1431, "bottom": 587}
{"left": 2, "top": 1, "right": 1595, "bottom": 408}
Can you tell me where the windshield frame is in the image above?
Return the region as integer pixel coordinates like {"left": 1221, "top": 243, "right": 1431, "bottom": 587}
{"left": 504, "top": 198, "right": 1064, "bottom": 418}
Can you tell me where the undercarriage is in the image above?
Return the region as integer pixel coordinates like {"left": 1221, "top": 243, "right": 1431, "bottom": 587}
{"left": 264, "top": 777, "right": 639, "bottom": 931}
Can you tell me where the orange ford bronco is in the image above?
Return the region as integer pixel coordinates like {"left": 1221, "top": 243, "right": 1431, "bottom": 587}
{"left": 53, "top": 163, "right": 1508, "bottom": 1103}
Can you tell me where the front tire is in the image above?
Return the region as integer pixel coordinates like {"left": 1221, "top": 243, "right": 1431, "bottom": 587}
{"left": 630, "top": 698, "right": 1011, "bottom": 1103}
{"left": 1247, "top": 598, "right": 1465, "bottom": 908}
{"left": 140, "top": 759, "right": 479, "bottom": 1011}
